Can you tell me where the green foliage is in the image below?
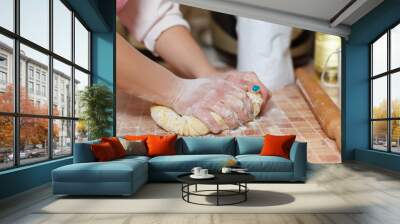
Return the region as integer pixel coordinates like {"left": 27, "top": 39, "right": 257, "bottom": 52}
{"left": 79, "top": 84, "right": 113, "bottom": 140}
{"left": 373, "top": 99, "right": 400, "bottom": 140}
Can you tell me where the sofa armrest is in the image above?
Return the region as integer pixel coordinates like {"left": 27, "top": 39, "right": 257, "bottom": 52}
{"left": 73, "top": 140, "right": 100, "bottom": 163}
{"left": 289, "top": 141, "right": 307, "bottom": 181}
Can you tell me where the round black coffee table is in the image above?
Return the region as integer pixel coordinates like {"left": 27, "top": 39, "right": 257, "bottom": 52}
{"left": 177, "top": 173, "right": 255, "bottom": 206}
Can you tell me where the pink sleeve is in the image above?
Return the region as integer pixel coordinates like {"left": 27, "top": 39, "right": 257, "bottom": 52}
{"left": 118, "top": 0, "right": 190, "bottom": 53}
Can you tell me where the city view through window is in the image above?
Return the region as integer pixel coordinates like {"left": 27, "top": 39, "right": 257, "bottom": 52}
{"left": 0, "top": 0, "right": 91, "bottom": 170}
{"left": 371, "top": 23, "right": 400, "bottom": 153}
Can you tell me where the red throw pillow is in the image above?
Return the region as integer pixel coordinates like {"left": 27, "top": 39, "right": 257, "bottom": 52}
{"left": 101, "top": 137, "right": 126, "bottom": 158}
{"left": 146, "top": 135, "right": 177, "bottom": 157}
{"left": 91, "top": 142, "right": 117, "bottom": 162}
{"left": 260, "top": 134, "right": 296, "bottom": 159}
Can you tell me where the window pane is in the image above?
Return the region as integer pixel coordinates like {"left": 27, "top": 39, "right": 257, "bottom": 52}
{"left": 75, "top": 18, "right": 89, "bottom": 70}
{"left": 372, "top": 76, "right": 387, "bottom": 119}
{"left": 391, "top": 24, "right": 400, "bottom": 70}
{"left": 0, "top": 116, "right": 13, "bottom": 170}
{"left": 0, "top": 0, "right": 14, "bottom": 31}
{"left": 53, "top": 59, "right": 72, "bottom": 117}
{"left": 391, "top": 72, "right": 400, "bottom": 118}
{"left": 75, "top": 120, "right": 88, "bottom": 143}
{"left": 20, "top": 117, "right": 49, "bottom": 165}
{"left": 372, "top": 33, "right": 387, "bottom": 76}
{"left": 372, "top": 121, "right": 388, "bottom": 151}
{"left": 74, "top": 69, "right": 89, "bottom": 118}
{"left": 20, "top": 44, "right": 49, "bottom": 115}
{"left": 391, "top": 120, "right": 400, "bottom": 153}
{"left": 53, "top": 0, "right": 72, "bottom": 60}
{"left": 0, "top": 35, "right": 14, "bottom": 112}
{"left": 20, "top": 0, "right": 49, "bottom": 49}
{"left": 53, "top": 119, "right": 72, "bottom": 157}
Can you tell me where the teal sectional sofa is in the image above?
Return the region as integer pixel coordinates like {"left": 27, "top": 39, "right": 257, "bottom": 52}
{"left": 52, "top": 136, "right": 307, "bottom": 196}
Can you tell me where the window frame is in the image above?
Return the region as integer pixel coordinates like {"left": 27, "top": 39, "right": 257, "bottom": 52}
{"left": 370, "top": 20, "right": 400, "bottom": 154}
{"left": 0, "top": 0, "right": 92, "bottom": 171}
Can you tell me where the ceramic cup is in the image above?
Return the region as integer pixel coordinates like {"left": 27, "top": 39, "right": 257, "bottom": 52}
{"left": 200, "top": 169, "right": 208, "bottom": 176}
{"left": 221, "top": 167, "right": 232, "bottom": 174}
{"left": 191, "top": 167, "right": 202, "bottom": 176}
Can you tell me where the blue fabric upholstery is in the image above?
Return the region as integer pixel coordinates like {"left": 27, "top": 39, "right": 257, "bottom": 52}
{"left": 52, "top": 158, "right": 148, "bottom": 195}
{"left": 53, "top": 138, "right": 307, "bottom": 195}
{"left": 236, "top": 155, "right": 293, "bottom": 172}
{"left": 177, "top": 137, "right": 235, "bottom": 155}
{"left": 149, "top": 154, "right": 234, "bottom": 172}
{"left": 236, "top": 136, "right": 263, "bottom": 155}
{"left": 290, "top": 142, "right": 307, "bottom": 181}
{"left": 73, "top": 140, "right": 100, "bottom": 163}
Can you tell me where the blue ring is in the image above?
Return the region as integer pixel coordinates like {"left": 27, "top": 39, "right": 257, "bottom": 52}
{"left": 252, "top": 85, "right": 260, "bottom": 93}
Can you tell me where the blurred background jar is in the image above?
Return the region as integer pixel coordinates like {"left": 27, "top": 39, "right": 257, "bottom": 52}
{"left": 314, "top": 33, "right": 341, "bottom": 87}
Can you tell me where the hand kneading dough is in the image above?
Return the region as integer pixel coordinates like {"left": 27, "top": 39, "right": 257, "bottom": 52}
{"left": 150, "top": 92, "right": 263, "bottom": 136}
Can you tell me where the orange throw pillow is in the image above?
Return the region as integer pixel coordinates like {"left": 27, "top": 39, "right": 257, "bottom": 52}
{"left": 124, "top": 135, "right": 149, "bottom": 141}
{"left": 146, "top": 135, "right": 177, "bottom": 157}
{"left": 260, "top": 134, "right": 296, "bottom": 159}
{"left": 91, "top": 142, "right": 117, "bottom": 162}
{"left": 101, "top": 137, "right": 126, "bottom": 158}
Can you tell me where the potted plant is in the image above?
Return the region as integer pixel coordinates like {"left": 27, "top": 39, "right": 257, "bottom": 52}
{"left": 79, "top": 84, "right": 113, "bottom": 140}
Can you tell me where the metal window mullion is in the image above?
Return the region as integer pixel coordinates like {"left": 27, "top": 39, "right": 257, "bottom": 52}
{"left": 370, "top": 45, "right": 373, "bottom": 149}
{"left": 13, "top": 0, "right": 20, "bottom": 167}
{"left": 88, "top": 31, "right": 91, "bottom": 74}
{"left": 48, "top": 0, "right": 54, "bottom": 160}
{"left": 367, "top": 118, "right": 400, "bottom": 121}
{"left": 71, "top": 12, "right": 76, "bottom": 156}
{"left": 0, "top": 0, "right": 82, "bottom": 169}
{"left": 388, "top": 30, "right": 391, "bottom": 152}
{"left": 0, "top": 26, "right": 90, "bottom": 73}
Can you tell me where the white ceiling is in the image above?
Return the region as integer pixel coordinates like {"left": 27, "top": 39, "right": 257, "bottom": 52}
{"left": 172, "top": 0, "right": 383, "bottom": 37}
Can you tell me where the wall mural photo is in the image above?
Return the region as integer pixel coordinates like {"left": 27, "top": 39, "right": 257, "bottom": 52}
{"left": 115, "top": 1, "right": 342, "bottom": 163}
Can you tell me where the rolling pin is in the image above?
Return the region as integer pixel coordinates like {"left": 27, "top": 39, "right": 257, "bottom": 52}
{"left": 295, "top": 67, "right": 341, "bottom": 150}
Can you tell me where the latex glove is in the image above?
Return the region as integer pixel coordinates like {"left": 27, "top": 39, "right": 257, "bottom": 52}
{"left": 170, "top": 78, "right": 254, "bottom": 133}
{"left": 222, "top": 71, "right": 271, "bottom": 104}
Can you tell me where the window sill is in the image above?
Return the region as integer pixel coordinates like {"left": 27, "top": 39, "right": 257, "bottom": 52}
{"left": 355, "top": 148, "right": 400, "bottom": 172}
{"left": 0, "top": 156, "right": 72, "bottom": 176}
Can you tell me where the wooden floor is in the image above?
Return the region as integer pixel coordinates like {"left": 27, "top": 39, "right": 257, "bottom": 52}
{"left": 1, "top": 162, "right": 400, "bottom": 224}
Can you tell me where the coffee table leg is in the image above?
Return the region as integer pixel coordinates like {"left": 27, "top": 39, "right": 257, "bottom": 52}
{"left": 245, "top": 183, "right": 247, "bottom": 201}
{"left": 187, "top": 184, "right": 190, "bottom": 202}
{"left": 195, "top": 184, "right": 198, "bottom": 192}
{"left": 181, "top": 184, "right": 183, "bottom": 199}
{"left": 216, "top": 184, "right": 219, "bottom": 206}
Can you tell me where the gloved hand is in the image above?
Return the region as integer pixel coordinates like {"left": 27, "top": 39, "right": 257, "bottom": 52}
{"left": 169, "top": 78, "right": 254, "bottom": 133}
{"left": 222, "top": 71, "right": 271, "bottom": 104}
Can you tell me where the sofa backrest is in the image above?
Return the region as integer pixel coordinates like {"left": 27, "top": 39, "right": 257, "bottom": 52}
{"left": 73, "top": 140, "right": 100, "bottom": 163}
{"left": 176, "top": 137, "right": 236, "bottom": 155}
{"left": 235, "top": 136, "right": 264, "bottom": 155}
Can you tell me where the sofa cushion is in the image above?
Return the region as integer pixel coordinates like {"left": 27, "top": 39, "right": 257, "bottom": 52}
{"left": 73, "top": 140, "right": 100, "bottom": 163}
{"left": 119, "top": 138, "right": 147, "bottom": 156}
{"left": 177, "top": 137, "right": 235, "bottom": 155}
{"left": 91, "top": 142, "right": 118, "bottom": 161}
{"left": 236, "top": 136, "right": 264, "bottom": 155}
{"left": 149, "top": 154, "right": 235, "bottom": 172}
{"left": 124, "top": 135, "right": 149, "bottom": 141}
{"left": 147, "top": 135, "right": 177, "bottom": 157}
{"left": 260, "top": 134, "right": 296, "bottom": 159}
{"left": 236, "top": 155, "right": 293, "bottom": 172}
{"left": 53, "top": 158, "right": 147, "bottom": 183}
{"left": 101, "top": 137, "right": 127, "bottom": 158}
{"left": 118, "top": 155, "right": 150, "bottom": 162}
